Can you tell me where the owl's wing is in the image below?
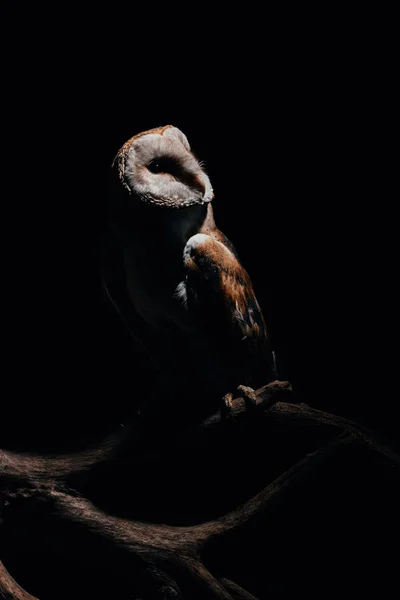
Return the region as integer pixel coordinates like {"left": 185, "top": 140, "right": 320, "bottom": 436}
{"left": 181, "top": 233, "right": 276, "bottom": 385}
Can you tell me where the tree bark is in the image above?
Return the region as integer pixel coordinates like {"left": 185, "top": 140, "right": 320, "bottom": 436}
{"left": 1, "top": 382, "right": 399, "bottom": 599}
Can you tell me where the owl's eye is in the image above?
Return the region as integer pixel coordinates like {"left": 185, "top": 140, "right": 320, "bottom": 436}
{"left": 147, "top": 157, "right": 180, "bottom": 176}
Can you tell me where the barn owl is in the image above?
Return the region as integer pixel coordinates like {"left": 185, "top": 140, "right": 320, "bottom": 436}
{"left": 105, "top": 125, "right": 277, "bottom": 423}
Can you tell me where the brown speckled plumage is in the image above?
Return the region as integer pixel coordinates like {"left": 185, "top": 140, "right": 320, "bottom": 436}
{"left": 184, "top": 234, "right": 271, "bottom": 362}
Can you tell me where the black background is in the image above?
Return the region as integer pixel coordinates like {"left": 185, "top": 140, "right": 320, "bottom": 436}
{"left": 0, "top": 53, "right": 394, "bottom": 452}
{"left": 0, "top": 20, "right": 397, "bottom": 600}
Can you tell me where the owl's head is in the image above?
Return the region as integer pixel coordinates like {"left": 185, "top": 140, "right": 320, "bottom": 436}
{"left": 112, "top": 125, "right": 214, "bottom": 209}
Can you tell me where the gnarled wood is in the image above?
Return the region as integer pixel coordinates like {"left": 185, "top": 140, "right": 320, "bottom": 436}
{"left": 0, "top": 561, "right": 38, "bottom": 600}
{"left": 1, "top": 381, "right": 399, "bottom": 599}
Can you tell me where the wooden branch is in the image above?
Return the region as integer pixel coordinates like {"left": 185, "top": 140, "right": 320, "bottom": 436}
{"left": 0, "top": 381, "right": 291, "bottom": 498}
{"left": 0, "top": 431, "right": 377, "bottom": 600}
{"left": 1, "top": 380, "right": 399, "bottom": 599}
{"left": 1, "top": 380, "right": 398, "bottom": 492}
{"left": 219, "top": 578, "right": 259, "bottom": 600}
{"left": 192, "top": 431, "right": 359, "bottom": 545}
{"left": 13, "top": 432, "right": 347, "bottom": 547}
{"left": 0, "top": 561, "right": 38, "bottom": 600}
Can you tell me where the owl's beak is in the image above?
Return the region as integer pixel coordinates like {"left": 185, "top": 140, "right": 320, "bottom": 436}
{"left": 193, "top": 174, "right": 206, "bottom": 196}
{"left": 193, "top": 174, "right": 214, "bottom": 204}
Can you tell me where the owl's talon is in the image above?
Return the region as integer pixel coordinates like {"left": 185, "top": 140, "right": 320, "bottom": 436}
{"left": 221, "top": 392, "right": 234, "bottom": 422}
{"left": 220, "top": 385, "right": 258, "bottom": 422}
{"left": 237, "top": 385, "right": 258, "bottom": 411}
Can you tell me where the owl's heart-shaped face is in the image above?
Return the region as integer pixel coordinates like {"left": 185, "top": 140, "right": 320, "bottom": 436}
{"left": 114, "top": 125, "right": 214, "bottom": 209}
